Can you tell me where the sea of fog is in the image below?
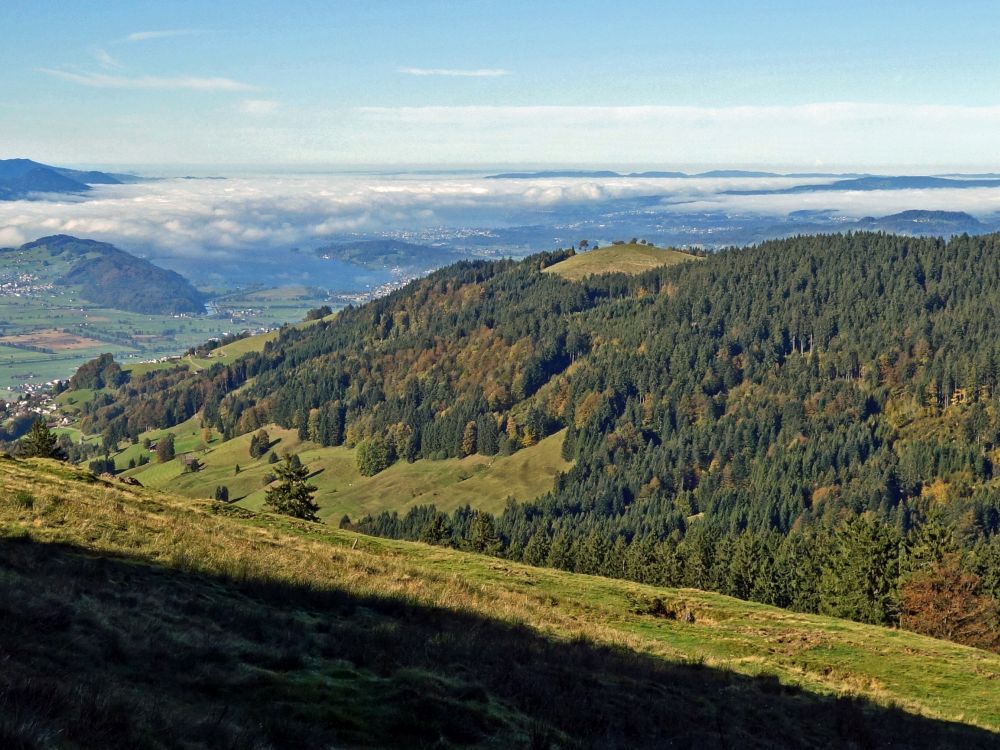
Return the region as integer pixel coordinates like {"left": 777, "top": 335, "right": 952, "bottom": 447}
{"left": 5, "top": 170, "right": 1000, "bottom": 292}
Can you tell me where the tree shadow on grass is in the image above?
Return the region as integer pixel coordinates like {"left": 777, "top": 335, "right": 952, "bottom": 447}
{"left": 0, "top": 536, "right": 996, "bottom": 750}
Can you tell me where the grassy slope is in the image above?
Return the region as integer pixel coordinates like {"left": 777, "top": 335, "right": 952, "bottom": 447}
{"left": 544, "top": 243, "right": 699, "bottom": 281}
{"left": 123, "top": 312, "right": 335, "bottom": 376}
{"left": 1, "top": 457, "right": 998, "bottom": 749}
{"left": 124, "top": 425, "right": 571, "bottom": 519}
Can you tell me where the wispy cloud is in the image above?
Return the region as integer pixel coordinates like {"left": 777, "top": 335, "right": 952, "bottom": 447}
{"left": 353, "top": 103, "right": 1000, "bottom": 165}
{"left": 91, "top": 48, "right": 121, "bottom": 70}
{"left": 39, "top": 68, "right": 258, "bottom": 92}
{"left": 238, "top": 99, "right": 280, "bottom": 115}
{"left": 357, "top": 103, "right": 1000, "bottom": 125}
{"left": 125, "top": 29, "right": 205, "bottom": 42}
{"left": 397, "top": 67, "right": 510, "bottom": 78}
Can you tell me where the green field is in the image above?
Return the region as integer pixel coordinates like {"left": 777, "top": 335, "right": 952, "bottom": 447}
{"left": 544, "top": 242, "right": 699, "bottom": 280}
{"left": 2, "top": 456, "right": 998, "bottom": 748}
{"left": 0, "top": 274, "right": 332, "bottom": 395}
{"left": 122, "top": 310, "right": 335, "bottom": 377}
{"left": 121, "top": 425, "right": 571, "bottom": 519}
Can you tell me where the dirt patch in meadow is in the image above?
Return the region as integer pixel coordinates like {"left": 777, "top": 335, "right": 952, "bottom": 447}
{"left": 0, "top": 329, "right": 105, "bottom": 351}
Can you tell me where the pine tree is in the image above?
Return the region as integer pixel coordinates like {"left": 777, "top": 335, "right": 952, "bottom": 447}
{"left": 264, "top": 454, "right": 319, "bottom": 521}
{"left": 420, "top": 512, "right": 451, "bottom": 545}
{"left": 468, "top": 511, "right": 501, "bottom": 554}
{"left": 561, "top": 422, "right": 577, "bottom": 461}
{"left": 547, "top": 531, "right": 573, "bottom": 569}
{"left": 523, "top": 529, "right": 551, "bottom": 566}
{"left": 819, "top": 516, "right": 901, "bottom": 625}
{"left": 214, "top": 485, "right": 230, "bottom": 502}
{"left": 21, "top": 418, "right": 58, "bottom": 458}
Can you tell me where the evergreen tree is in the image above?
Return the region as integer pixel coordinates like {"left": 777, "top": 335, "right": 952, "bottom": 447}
{"left": 156, "top": 433, "right": 176, "bottom": 463}
{"left": 420, "top": 512, "right": 452, "bottom": 545}
{"left": 468, "top": 511, "right": 501, "bottom": 554}
{"left": 264, "top": 454, "right": 319, "bottom": 521}
{"left": 547, "top": 531, "right": 573, "bottom": 570}
{"left": 20, "top": 419, "right": 59, "bottom": 459}
{"left": 522, "top": 529, "right": 551, "bottom": 566}
{"left": 820, "top": 516, "right": 901, "bottom": 626}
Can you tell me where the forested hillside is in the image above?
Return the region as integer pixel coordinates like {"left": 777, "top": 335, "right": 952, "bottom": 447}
{"left": 69, "top": 232, "right": 1000, "bottom": 643}
{"left": 4, "top": 235, "right": 206, "bottom": 314}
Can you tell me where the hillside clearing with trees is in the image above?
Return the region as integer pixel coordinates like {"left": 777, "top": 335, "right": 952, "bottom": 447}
{"left": 543, "top": 241, "right": 700, "bottom": 280}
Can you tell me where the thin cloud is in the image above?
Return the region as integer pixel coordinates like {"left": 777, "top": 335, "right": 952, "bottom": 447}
{"left": 397, "top": 67, "right": 511, "bottom": 78}
{"left": 39, "top": 68, "right": 258, "bottom": 92}
{"left": 91, "top": 48, "right": 121, "bottom": 70}
{"left": 125, "top": 29, "right": 205, "bottom": 42}
{"left": 238, "top": 99, "right": 280, "bottom": 115}
{"left": 352, "top": 103, "right": 1000, "bottom": 165}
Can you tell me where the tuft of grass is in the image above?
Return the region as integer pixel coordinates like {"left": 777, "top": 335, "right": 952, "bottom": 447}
{"left": 5, "top": 489, "right": 34, "bottom": 510}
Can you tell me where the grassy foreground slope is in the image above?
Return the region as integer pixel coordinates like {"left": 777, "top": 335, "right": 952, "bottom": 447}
{"left": 543, "top": 242, "right": 698, "bottom": 280}
{"left": 2, "top": 457, "right": 999, "bottom": 749}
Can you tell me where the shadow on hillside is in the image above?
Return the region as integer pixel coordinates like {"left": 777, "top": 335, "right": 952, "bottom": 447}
{"left": 0, "top": 536, "right": 996, "bottom": 750}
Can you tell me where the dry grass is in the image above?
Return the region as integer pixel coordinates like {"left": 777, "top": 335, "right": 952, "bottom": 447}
{"left": 544, "top": 243, "right": 699, "bottom": 281}
{"left": 2, "top": 457, "right": 999, "bottom": 748}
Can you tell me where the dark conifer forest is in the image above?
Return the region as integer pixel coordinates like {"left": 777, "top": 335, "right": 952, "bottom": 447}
{"left": 72, "top": 232, "right": 1000, "bottom": 645}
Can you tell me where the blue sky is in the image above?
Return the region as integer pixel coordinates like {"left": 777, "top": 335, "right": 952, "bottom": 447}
{"left": 4, "top": 0, "right": 1000, "bottom": 167}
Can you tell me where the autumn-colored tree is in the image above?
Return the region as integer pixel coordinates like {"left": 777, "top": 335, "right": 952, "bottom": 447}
{"left": 156, "top": 433, "right": 176, "bottom": 463}
{"left": 461, "top": 420, "right": 477, "bottom": 457}
{"left": 900, "top": 555, "right": 1000, "bottom": 652}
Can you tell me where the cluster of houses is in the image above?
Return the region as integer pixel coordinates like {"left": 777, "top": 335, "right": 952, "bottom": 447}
{"left": 0, "top": 272, "right": 55, "bottom": 298}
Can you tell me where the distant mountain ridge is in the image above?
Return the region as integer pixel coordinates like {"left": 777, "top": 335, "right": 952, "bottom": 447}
{"left": 855, "top": 210, "right": 983, "bottom": 234}
{"left": 5, "top": 235, "right": 205, "bottom": 314}
{"left": 314, "top": 238, "right": 470, "bottom": 271}
{"left": 0, "top": 158, "right": 130, "bottom": 200}
{"left": 724, "top": 175, "right": 1000, "bottom": 195}
{"left": 486, "top": 169, "right": 870, "bottom": 179}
